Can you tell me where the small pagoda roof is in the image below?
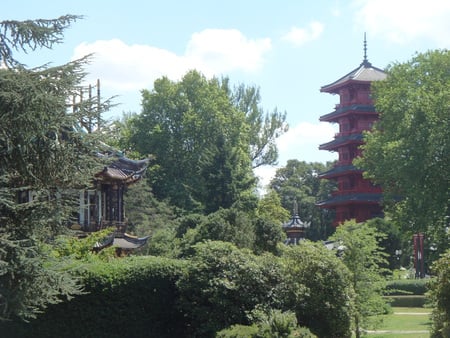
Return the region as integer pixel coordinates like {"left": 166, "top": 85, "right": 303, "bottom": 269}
{"left": 282, "top": 200, "right": 310, "bottom": 230}
{"left": 318, "top": 164, "right": 361, "bottom": 179}
{"left": 319, "top": 133, "right": 363, "bottom": 150}
{"left": 316, "top": 193, "right": 383, "bottom": 207}
{"left": 319, "top": 104, "right": 377, "bottom": 122}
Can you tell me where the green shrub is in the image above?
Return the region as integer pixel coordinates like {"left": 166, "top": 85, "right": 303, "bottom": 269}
{"left": 280, "top": 242, "right": 354, "bottom": 338}
{"left": 1, "top": 256, "right": 187, "bottom": 338}
{"left": 216, "top": 324, "right": 260, "bottom": 337}
{"left": 176, "top": 241, "right": 286, "bottom": 337}
{"left": 385, "top": 278, "right": 428, "bottom": 295}
{"left": 428, "top": 250, "right": 450, "bottom": 337}
{"left": 388, "top": 295, "right": 427, "bottom": 307}
{"left": 216, "top": 309, "right": 317, "bottom": 338}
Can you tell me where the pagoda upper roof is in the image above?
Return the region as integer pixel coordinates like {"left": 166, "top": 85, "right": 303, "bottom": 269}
{"left": 320, "top": 60, "right": 387, "bottom": 93}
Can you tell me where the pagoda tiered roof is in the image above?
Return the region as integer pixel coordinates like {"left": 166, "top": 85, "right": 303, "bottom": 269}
{"left": 320, "top": 104, "right": 377, "bottom": 122}
{"left": 319, "top": 133, "right": 363, "bottom": 150}
{"left": 320, "top": 60, "right": 387, "bottom": 93}
{"left": 318, "top": 164, "right": 361, "bottom": 179}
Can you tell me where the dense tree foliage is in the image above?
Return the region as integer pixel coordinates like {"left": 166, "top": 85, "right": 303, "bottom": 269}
{"left": 176, "top": 241, "right": 285, "bottom": 337}
{"left": 123, "top": 178, "right": 176, "bottom": 236}
{"left": 269, "top": 160, "right": 336, "bottom": 240}
{"left": 0, "top": 15, "right": 113, "bottom": 320}
{"left": 128, "top": 71, "right": 256, "bottom": 213}
{"left": 329, "top": 220, "right": 389, "bottom": 338}
{"left": 356, "top": 50, "right": 450, "bottom": 255}
{"left": 255, "top": 189, "right": 291, "bottom": 224}
{"left": 428, "top": 250, "right": 450, "bottom": 338}
{"left": 365, "top": 217, "right": 404, "bottom": 270}
{"left": 280, "top": 242, "right": 354, "bottom": 338}
{"left": 176, "top": 240, "right": 354, "bottom": 338}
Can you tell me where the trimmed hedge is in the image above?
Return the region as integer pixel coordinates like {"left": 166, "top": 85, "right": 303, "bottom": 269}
{"left": 1, "top": 256, "right": 187, "bottom": 338}
{"left": 388, "top": 295, "right": 427, "bottom": 307}
{"left": 385, "top": 278, "right": 428, "bottom": 295}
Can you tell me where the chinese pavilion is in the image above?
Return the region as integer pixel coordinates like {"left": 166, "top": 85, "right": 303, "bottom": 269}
{"left": 282, "top": 200, "right": 310, "bottom": 245}
{"left": 316, "top": 37, "right": 387, "bottom": 226}
{"left": 77, "top": 155, "right": 151, "bottom": 250}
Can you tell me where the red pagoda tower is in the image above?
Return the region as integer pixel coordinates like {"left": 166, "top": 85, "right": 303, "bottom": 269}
{"left": 317, "top": 38, "right": 387, "bottom": 226}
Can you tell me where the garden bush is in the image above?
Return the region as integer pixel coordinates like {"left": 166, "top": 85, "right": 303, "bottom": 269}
{"left": 428, "top": 250, "right": 450, "bottom": 337}
{"left": 385, "top": 278, "right": 428, "bottom": 295}
{"left": 1, "top": 256, "right": 187, "bottom": 338}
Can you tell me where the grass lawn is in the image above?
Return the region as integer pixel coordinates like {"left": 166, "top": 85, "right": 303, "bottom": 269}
{"left": 364, "top": 307, "right": 432, "bottom": 338}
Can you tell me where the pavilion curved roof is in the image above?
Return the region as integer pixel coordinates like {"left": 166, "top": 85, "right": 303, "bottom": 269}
{"left": 95, "top": 156, "right": 150, "bottom": 184}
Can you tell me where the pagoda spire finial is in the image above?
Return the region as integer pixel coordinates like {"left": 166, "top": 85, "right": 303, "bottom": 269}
{"left": 362, "top": 32, "right": 371, "bottom": 67}
{"left": 293, "top": 198, "right": 298, "bottom": 216}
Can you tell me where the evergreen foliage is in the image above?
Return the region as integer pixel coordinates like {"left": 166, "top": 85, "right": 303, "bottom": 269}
{"left": 0, "top": 16, "right": 110, "bottom": 320}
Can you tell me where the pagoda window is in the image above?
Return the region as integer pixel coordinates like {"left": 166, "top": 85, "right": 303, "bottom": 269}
{"left": 341, "top": 123, "right": 350, "bottom": 132}
{"left": 348, "top": 88, "right": 356, "bottom": 103}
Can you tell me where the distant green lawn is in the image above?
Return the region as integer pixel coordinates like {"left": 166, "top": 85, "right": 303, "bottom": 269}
{"left": 364, "top": 307, "right": 432, "bottom": 338}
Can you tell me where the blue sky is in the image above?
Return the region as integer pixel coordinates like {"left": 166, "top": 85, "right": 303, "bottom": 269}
{"left": 3, "top": 0, "right": 450, "bottom": 188}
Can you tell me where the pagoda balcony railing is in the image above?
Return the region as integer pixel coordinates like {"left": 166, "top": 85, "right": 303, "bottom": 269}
{"left": 331, "top": 188, "right": 382, "bottom": 196}
{"left": 334, "top": 130, "right": 365, "bottom": 138}
{"left": 335, "top": 160, "right": 355, "bottom": 166}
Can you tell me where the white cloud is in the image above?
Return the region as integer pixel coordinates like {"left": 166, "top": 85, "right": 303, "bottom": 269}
{"left": 354, "top": 0, "right": 450, "bottom": 46}
{"left": 72, "top": 29, "right": 271, "bottom": 92}
{"left": 186, "top": 29, "right": 272, "bottom": 75}
{"left": 73, "top": 39, "right": 191, "bottom": 91}
{"left": 281, "top": 21, "right": 324, "bottom": 47}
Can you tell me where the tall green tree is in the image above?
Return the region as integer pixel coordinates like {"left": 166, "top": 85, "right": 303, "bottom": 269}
{"left": 269, "top": 160, "right": 336, "bottom": 240}
{"left": 329, "top": 220, "right": 389, "bottom": 338}
{"left": 226, "top": 82, "right": 288, "bottom": 168}
{"left": 129, "top": 70, "right": 255, "bottom": 213}
{"left": 0, "top": 16, "right": 109, "bottom": 320}
{"left": 356, "top": 50, "right": 450, "bottom": 255}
